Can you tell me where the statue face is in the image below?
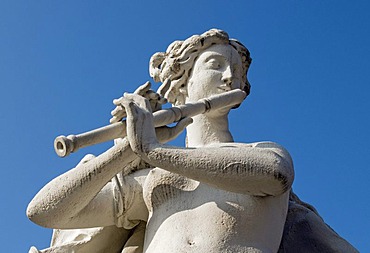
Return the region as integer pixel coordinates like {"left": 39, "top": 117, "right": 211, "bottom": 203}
{"left": 186, "top": 44, "right": 243, "bottom": 103}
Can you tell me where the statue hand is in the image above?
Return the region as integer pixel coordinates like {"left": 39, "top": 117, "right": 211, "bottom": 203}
{"left": 110, "top": 81, "right": 167, "bottom": 124}
{"left": 120, "top": 93, "right": 157, "bottom": 157}
{"left": 120, "top": 93, "right": 192, "bottom": 157}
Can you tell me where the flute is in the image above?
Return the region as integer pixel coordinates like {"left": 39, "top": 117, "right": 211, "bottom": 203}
{"left": 54, "top": 89, "right": 246, "bottom": 157}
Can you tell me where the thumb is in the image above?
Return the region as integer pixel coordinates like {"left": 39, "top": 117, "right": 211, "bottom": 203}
{"left": 174, "top": 117, "right": 193, "bottom": 134}
{"left": 156, "top": 117, "right": 193, "bottom": 143}
{"left": 168, "top": 117, "right": 193, "bottom": 140}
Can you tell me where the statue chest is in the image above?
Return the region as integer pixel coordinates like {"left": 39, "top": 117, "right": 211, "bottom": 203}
{"left": 142, "top": 168, "right": 200, "bottom": 212}
{"left": 142, "top": 167, "right": 262, "bottom": 217}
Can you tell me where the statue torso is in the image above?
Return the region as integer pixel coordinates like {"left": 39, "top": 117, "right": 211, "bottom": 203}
{"left": 140, "top": 164, "right": 289, "bottom": 253}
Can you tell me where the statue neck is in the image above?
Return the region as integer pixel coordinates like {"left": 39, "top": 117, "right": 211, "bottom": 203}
{"left": 186, "top": 113, "right": 234, "bottom": 147}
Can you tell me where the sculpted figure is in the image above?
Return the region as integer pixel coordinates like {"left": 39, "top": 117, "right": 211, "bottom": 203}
{"left": 27, "top": 29, "right": 357, "bottom": 253}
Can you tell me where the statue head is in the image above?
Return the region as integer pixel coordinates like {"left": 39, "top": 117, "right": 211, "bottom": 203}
{"left": 149, "top": 29, "right": 252, "bottom": 105}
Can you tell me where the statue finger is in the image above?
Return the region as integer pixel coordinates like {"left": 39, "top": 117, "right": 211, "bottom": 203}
{"left": 171, "top": 117, "right": 193, "bottom": 138}
{"left": 146, "top": 90, "right": 160, "bottom": 100}
{"left": 150, "top": 100, "right": 161, "bottom": 112}
{"left": 121, "top": 97, "right": 148, "bottom": 153}
{"left": 134, "top": 81, "right": 152, "bottom": 96}
{"left": 147, "top": 91, "right": 167, "bottom": 112}
{"left": 145, "top": 90, "right": 167, "bottom": 104}
{"left": 110, "top": 116, "right": 122, "bottom": 124}
{"left": 111, "top": 106, "right": 126, "bottom": 117}
{"left": 109, "top": 117, "right": 117, "bottom": 124}
{"left": 156, "top": 117, "right": 193, "bottom": 143}
{"left": 121, "top": 96, "right": 139, "bottom": 119}
{"left": 113, "top": 97, "right": 124, "bottom": 106}
{"left": 175, "top": 117, "right": 193, "bottom": 131}
{"left": 124, "top": 93, "right": 152, "bottom": 113}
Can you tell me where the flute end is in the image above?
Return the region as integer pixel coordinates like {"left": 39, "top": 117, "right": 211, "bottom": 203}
{"left": 54, "top": 135, "right": 76, "bottom": 158}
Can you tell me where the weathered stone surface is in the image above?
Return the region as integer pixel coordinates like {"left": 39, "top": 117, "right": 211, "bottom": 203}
{"left": 27, "top": 29, "right": 357, "bottom": 253}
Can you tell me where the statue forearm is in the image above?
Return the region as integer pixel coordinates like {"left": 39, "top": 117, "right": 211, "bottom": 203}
{"left": 27, "top": 138, "right": 139, "bottom": 228}
{"left": 144, "top": 142, "right": 294, "bottom": 196}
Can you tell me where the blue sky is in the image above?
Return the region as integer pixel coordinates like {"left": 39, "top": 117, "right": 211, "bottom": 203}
{"left": 1, "top": 1, "right": 369, "bottom": 252}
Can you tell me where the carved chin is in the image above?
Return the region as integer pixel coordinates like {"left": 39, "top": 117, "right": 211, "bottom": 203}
{"left": 232, "top": 103, "right": 241, "bottom": 109}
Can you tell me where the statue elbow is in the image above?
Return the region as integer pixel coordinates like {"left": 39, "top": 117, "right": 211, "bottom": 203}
{"left": 26, "top": 199, "right": 62, "bottom": 228}
{"left": 26, "top": 201, "right": 44, "bottom": 226}
{"left": 254, "top": 142, "right": 294, "bottom": 195}
{"left": 274, "top": 155, "right": 294, "bottom": 194}
{"left": 260, "top": 150, "right": 294, "bottom": 196}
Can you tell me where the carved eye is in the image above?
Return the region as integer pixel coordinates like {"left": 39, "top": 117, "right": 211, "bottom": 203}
{"left": 206, "top": 58, "right": 221, "bottom": 69}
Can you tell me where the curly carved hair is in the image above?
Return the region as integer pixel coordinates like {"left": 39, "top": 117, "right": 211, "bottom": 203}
{"left": 149, "top": 29, "right": 252, "bottom": 105}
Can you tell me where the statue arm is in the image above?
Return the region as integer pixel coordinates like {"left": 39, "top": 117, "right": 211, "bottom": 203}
{"left": 27, "top": 114, "right": 190, "bottom": 229}
{"left": 144, "top": 142, "right": 293, "bottom": 196}
{"left": 27, "top": 82, "right": 191, "bottom": 229}
{"left": 27, "top": 139, "right": 141, "bottom": 229}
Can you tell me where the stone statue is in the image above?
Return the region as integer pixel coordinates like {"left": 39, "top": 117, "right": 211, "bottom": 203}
{"left": 27, "top": 29, "right": 358, "bottom": 253}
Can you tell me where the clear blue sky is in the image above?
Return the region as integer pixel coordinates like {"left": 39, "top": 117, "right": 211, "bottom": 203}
{"left": 1, "top": 1, "right": 369, "bottom": 252}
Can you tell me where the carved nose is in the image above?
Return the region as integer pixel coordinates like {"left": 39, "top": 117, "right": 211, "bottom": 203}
{"left": 222, "top": 66, "right": 233, "bottom": 87}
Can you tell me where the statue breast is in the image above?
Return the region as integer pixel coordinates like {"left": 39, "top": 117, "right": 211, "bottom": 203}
{"left": 143, "top": 168, "right": 200, "bottom": 212}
